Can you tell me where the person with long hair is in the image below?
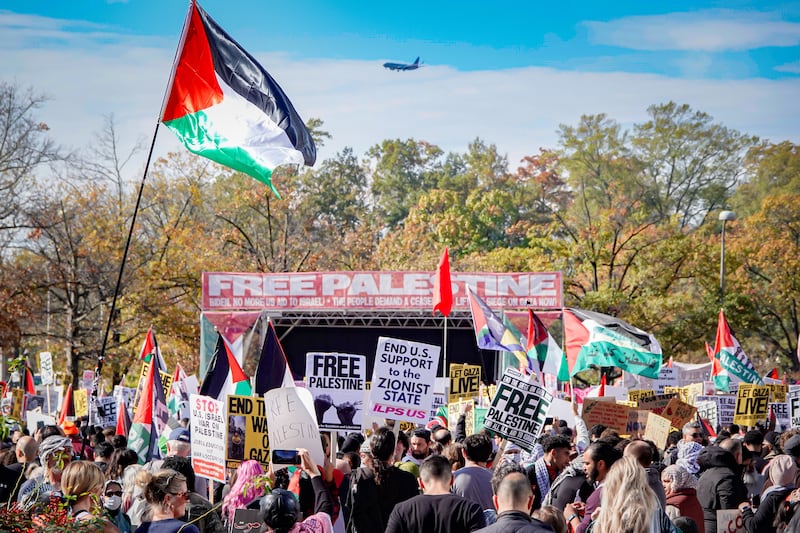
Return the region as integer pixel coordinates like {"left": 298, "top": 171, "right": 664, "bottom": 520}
{"left": 135, "top": 469, "right": 200, "bottom": 533}
{"left": 343, "top": 426, "right": 419, "bottom": 532}
{"left": 61, "top": 460, "right": 121, "bottom": 533}
{"left": 593, "top": 457, "right": 677, "bottom": 533}
{"left": 221, "top": 460, "right": 266, "bottom": 525}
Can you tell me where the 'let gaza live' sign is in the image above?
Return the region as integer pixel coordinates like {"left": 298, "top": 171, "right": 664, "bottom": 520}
{"left": 202, "top": 271, "right": 562, "bottom": 311}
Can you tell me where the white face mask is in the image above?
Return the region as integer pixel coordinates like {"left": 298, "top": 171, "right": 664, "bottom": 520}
{"left": 103, "top": 495, "right": 122, "bottom": 511}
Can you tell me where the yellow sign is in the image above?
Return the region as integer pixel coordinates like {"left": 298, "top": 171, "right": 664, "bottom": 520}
{"left": 132, "top": 362, "right": 174, "bottom": 414}
{"left": 733, "top": 384, "right": 770, "bottom": 427}
{"left": 628, "top": 389, "right": 656, "bottom": 404}
{"left": 10, "top": 389, "right": 24, "bottom": 420}
{"left": 226, "top": 395, "right": 269, "bottom": 469}
{"left": 449, "top": 364, "right": 481, "bottom": 403}
{"left": 73, "top": 389, "right": 89, "bottom": 418}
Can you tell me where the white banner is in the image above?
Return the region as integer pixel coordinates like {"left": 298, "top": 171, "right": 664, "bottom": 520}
{"left": 367, "top": 337, "right": 440, "bottom": 423}
{"left": 306, "top": 352, "right": 366, "bottom": 431}
{"left": 190, "top": 394, "right": 226, "bottom": 482}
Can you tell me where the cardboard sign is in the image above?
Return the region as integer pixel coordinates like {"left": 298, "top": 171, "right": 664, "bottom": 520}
{"left": 636, "top": 393, "right": 677, "bottom": 415}
{"left": 264, "top": 387, "right": 325, "bottom": 467}
{"left": 73, "top": 388, "right": 88, "bottom": 418}
{"left": 484, "top": 367, "right": 552, "bottom": 452}
{"left": 39, "top": 352, "right": 54, "bottom": 386}
{"left": 190, "top": 394, "right": 227, "bottom": 482}
{"left": 10, "top": 389, "right": 24, "bottom": 420}
{"left": 449, "top": 364, "right": 481, "bottom": 402}
{"left": 306, "top": 352, "right": 366, "bottom": 431}
{"left": 664, "top": 386, "right": 689, "bottom": 404}
{"left": 367, "top": 337, "right": 439, "bottom": 423}
{"left": 226, "top": 395, "right": 269, "bottom": 470}
{"left": 789, "top": 389, "right": 800, "bottom": 428}
{"left": 231, "top": 509, "right": 262, "bottom": 533}
{"left": 582, "top": 398, "right": 631, "bottom": 433}
{"left": 733, "top": 384, "right": 770, "bottom": 426}
{"left": 628, "top": 389, "right": 655, "bottom": 404}
{"left": 626, "top": 410, "right": 650, "bottom": 437}
{"left": 643, "top": 412, "right": 672, "bottom": 449}
{"left": 662, "top": 397, "right": 697, "bottom": 430}
{"left": 716, "top": 509, "right": 745, "bottom": 533}
{"left": 447, "top": 400, "right": 471, "bottom": 430}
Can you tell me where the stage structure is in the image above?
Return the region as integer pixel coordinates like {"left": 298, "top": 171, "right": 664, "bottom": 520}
{"left": 200, "top": 271, "right": 564, "bottom": 384}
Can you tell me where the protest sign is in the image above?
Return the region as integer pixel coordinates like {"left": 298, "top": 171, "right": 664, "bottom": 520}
{"left": 367, "top": 337, "right": 439, "bottom": 423}
{"left": 717, "top": 509, "right": 745, "bottom": 533}
{"left": 789, "top": 389, "right": 800, "bottom": 429}
{"left": 10, "top": 389, "right": 24, "bottom": 420}
{"left": 231, "top": 509, "right": 262, "bottom": 533}
{"left": 73, "top": 388, "right": 88, "bottom": 418}
{"left": 93, "top": 396, "right": 117, "bottom": 428}
{"left": 190, "top": 394, "right": 227, "bottom": 481}
{"left": 626, "top": 410, "right": 650, "bottom": 437}
{"left": 643, "top": 412, "right": 672, "bottom": 449}
{"left": 546, "top": 398, "right": 577, "bottom": 428}
{"left": 582, "top": 399, "right": 631, "bottom": 433}
{"left": 655, "top": 366, "right": 678, "bottom": 394}
{"left": 447, "top": 400, "right": 471, "bottom": 430}
{"left": 696, "top": 395, "right": 736, "bottom": 428}
{"left": 449, "top": 364, "right": 481, "bottom": 402}
{"left": 264, "top": 387, "right": 325, "bottom": 467}
{"left": 82, "top": 370, "right": 95, "bottom": 393}
{"left": 696, "top": 400, "right": 719, "bottom": 431}
{"left": 306, "top": 352, "right": 366, "bottom": 431}
{"left": 771, "top": 402, "right": 790, "bottom": 431}
{"left": 685, "top": 382, "right": 705, "bottom": 405}
{"left": 628, "top": 389, "right": 655, "bottom": 404}
{"left": 663, "top": 397, "right": 697, "bottom": 430}
{"left": 664, "top": 386, "right": 689, "bottom": 404}
{"left": 733, "top": 384, "right": 770, "bottom": 427}
{"left": 636, "top": 393, "right": 677, "bottom": 415}
{"left": 26, "top": 411, "right": 56, "bottom": 430}
{"left": 39, "top": 352, "right": 54, "bottom": 386}
{"left": 132, "top": 362, "right": 173, "bottom": 414}
{"left": 226, "top": 394, "right": 269, "bottom": 469}
{"left": 768, "top": 384, "right": 788, "bottom": 403}
{"left": 484, "top": 367, "right": 552, "bottom": 452}
{"left": 24, "top": 394, "right": 46, "bottom": 413}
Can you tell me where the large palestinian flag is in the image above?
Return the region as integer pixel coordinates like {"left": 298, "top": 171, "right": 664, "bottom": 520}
{"left": 564, "top": 308, "right": 662, "bottom": 379}
{"left": 162, "top": 2, "right": 316, "bottom": 196}
{"left": 712, "top": 309, "right": 761, "bottom": 392}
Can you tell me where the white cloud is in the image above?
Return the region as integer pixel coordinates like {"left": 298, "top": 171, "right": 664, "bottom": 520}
{"left": 1, "top": 11, "right": 798, "bottom": 178}
{"left": 584, "top": 9, "right": 800, "bottom": 52}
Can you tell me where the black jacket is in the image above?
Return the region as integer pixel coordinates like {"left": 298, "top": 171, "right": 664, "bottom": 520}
{"left": 475, "top": 510, "right": 554, "bottom": 533}
{"left": 741, "top": 486, "right": 792, "bottom": 533}
{"left": 696, "top": 446, "right": 748, "bottom": 533}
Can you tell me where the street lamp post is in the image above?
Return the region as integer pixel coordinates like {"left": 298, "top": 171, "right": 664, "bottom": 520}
{"left": 719, "top": 210, "right": 737, "bottom": 305}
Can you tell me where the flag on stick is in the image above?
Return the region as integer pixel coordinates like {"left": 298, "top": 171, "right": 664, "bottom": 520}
{"left": 526, "top": 309, "right": 569, "bottom": 381}
{"left": 128, "top": 358, "right": 169, "bottom": 463}
{"left": 563, "top": 308, "right": 662, "bottom": 379}
{"left": 201, "top": 333, "right": 252, "bottom": 400}
{"left": 24, "top": 363, "right": 36, "bottom": 395}
{"left": 712, "top": 309, "right": 762, "bottom": 392}
{"left": 161, "top": 1, "right": 316, "bottom": 197}
{"left": 466, "top": 286, "right": 528, "bottom": 371}
{"left": 139, "top": 326, "right": 166, "bottom": 370}
{"left": 432, "top": 247, "right": 453, "bottom": 317}
{"left": 254, "top": 320, "right": 295, "bottom": 394}
{"left": 57, "top": 383, "right": 74, "bottom": 425}
{"left": 115, "top": 399, "right": 132, "bottom": 437}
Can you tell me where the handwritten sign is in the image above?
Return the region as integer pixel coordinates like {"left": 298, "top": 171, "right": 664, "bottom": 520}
{"left": 226, "top": 395, "right": 270, "bottom": 470}
{"left": 39, "top": 352, "right": 54, "bottom": 386}
{"left": 626, "top": 410, "right": 650, "bottom": 437}
{"left": 484, "top": 367, "right": 552, "bottom": 452}
{"left": 306, "top": 352, "right": 366, "bottom": 431}
{"left": 716, "top": 509, "right": 745, "bottom": 533}
{"left": 643, "top": 412, "right": 672, "bottom": 449}
{"left": 190, "top": 394, "right": 226, "bottom": 481}
{"left": 449, "top": 364, "right": 481, "bottom": 402}
{"left": 733, "top": 384, "right": 770, "bottom": 426}
{"left": 367, "top": 337, "right": 439, "bottom": 423}
{"left": 231, "top": 509, "right": 262, "bottom": 533}
{"left": 73, "top": 388, "right": 88, "bottom": 418}
{"left": 582, "top": 399, "right": 631, "bottom": 433}
{"left": 662, "top": 397, "right": 697, "bottom": 430}
{"left": 264, "top": 387, "right": 325, "bottom": 467}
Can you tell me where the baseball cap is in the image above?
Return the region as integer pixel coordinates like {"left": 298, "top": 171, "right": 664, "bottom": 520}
{"left": 784, "top": 435, "right": 800, "bottom": 458}
{"left": 169, "top": 427, "right": 191, "bottom": 443}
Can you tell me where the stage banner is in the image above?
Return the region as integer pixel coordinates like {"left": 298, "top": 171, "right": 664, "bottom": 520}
{"left": 226, "top": 394, "right": 270, "bottom": 470}
{"left": 367, "top": 337, "right": 439, "bottom": 423}
{"left": 484, "top": 367, "right": 552, "bottom": 452}
{"left": 202, "top": 271, "right": 563, "bottom": 311}
{"left": 190, "top": 394, "right": 227, "bottom": 482}
{"left": 306, "top": 352, "right": 366, "bottom": 431}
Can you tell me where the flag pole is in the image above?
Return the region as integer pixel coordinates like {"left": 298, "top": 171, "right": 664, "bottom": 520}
{"left": 442, "top": 316, "right": 448, "bottom": 378}
{"left": 98, "top": 1, "right": 193, "bottom": 363}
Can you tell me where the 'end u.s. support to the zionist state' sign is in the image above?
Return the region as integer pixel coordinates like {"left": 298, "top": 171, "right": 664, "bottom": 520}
{"left": 484, "top": 367, "right": 552, "bottom": 452}
{"left": 367, "top": 337, "right": 439, "bottom": 423}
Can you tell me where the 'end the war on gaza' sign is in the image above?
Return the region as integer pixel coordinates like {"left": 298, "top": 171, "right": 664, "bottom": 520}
{"left": 367, "top": 337, "right": 439, "bottom": 423}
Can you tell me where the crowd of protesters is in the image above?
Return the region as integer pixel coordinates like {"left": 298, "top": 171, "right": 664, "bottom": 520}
{"left": 3, "top": 408, "right": 800, "bottom": 533}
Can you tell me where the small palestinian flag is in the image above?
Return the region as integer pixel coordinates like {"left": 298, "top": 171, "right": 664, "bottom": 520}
{"left": 712, "top": 309, "right": 762, "bottom": 392}
{"left": 200, "top": 333, "right": 252, "bottom": 401}
{"left": 162, "top": 2, "right": 316, "bottom": 197}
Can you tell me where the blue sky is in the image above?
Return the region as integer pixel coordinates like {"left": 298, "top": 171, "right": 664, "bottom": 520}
{"left": 1, "top": 0, "right": 798, "bottom": 169}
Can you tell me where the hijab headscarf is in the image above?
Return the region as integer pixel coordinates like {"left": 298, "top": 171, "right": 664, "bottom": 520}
{"left": 662, "top": 464, "right": 697, "bottom": 491}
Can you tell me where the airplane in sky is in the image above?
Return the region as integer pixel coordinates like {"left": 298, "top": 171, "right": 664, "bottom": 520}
{"left": 383, "top": 57, "right": 422, "bottom": 71}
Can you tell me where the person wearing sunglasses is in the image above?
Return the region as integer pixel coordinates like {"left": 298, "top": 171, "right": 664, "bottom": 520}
{"left": 135, "top": 469, "right": 199, "bottom": 533}
{"left": 103, "top": 479, "right": 132, "bottom": 533}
